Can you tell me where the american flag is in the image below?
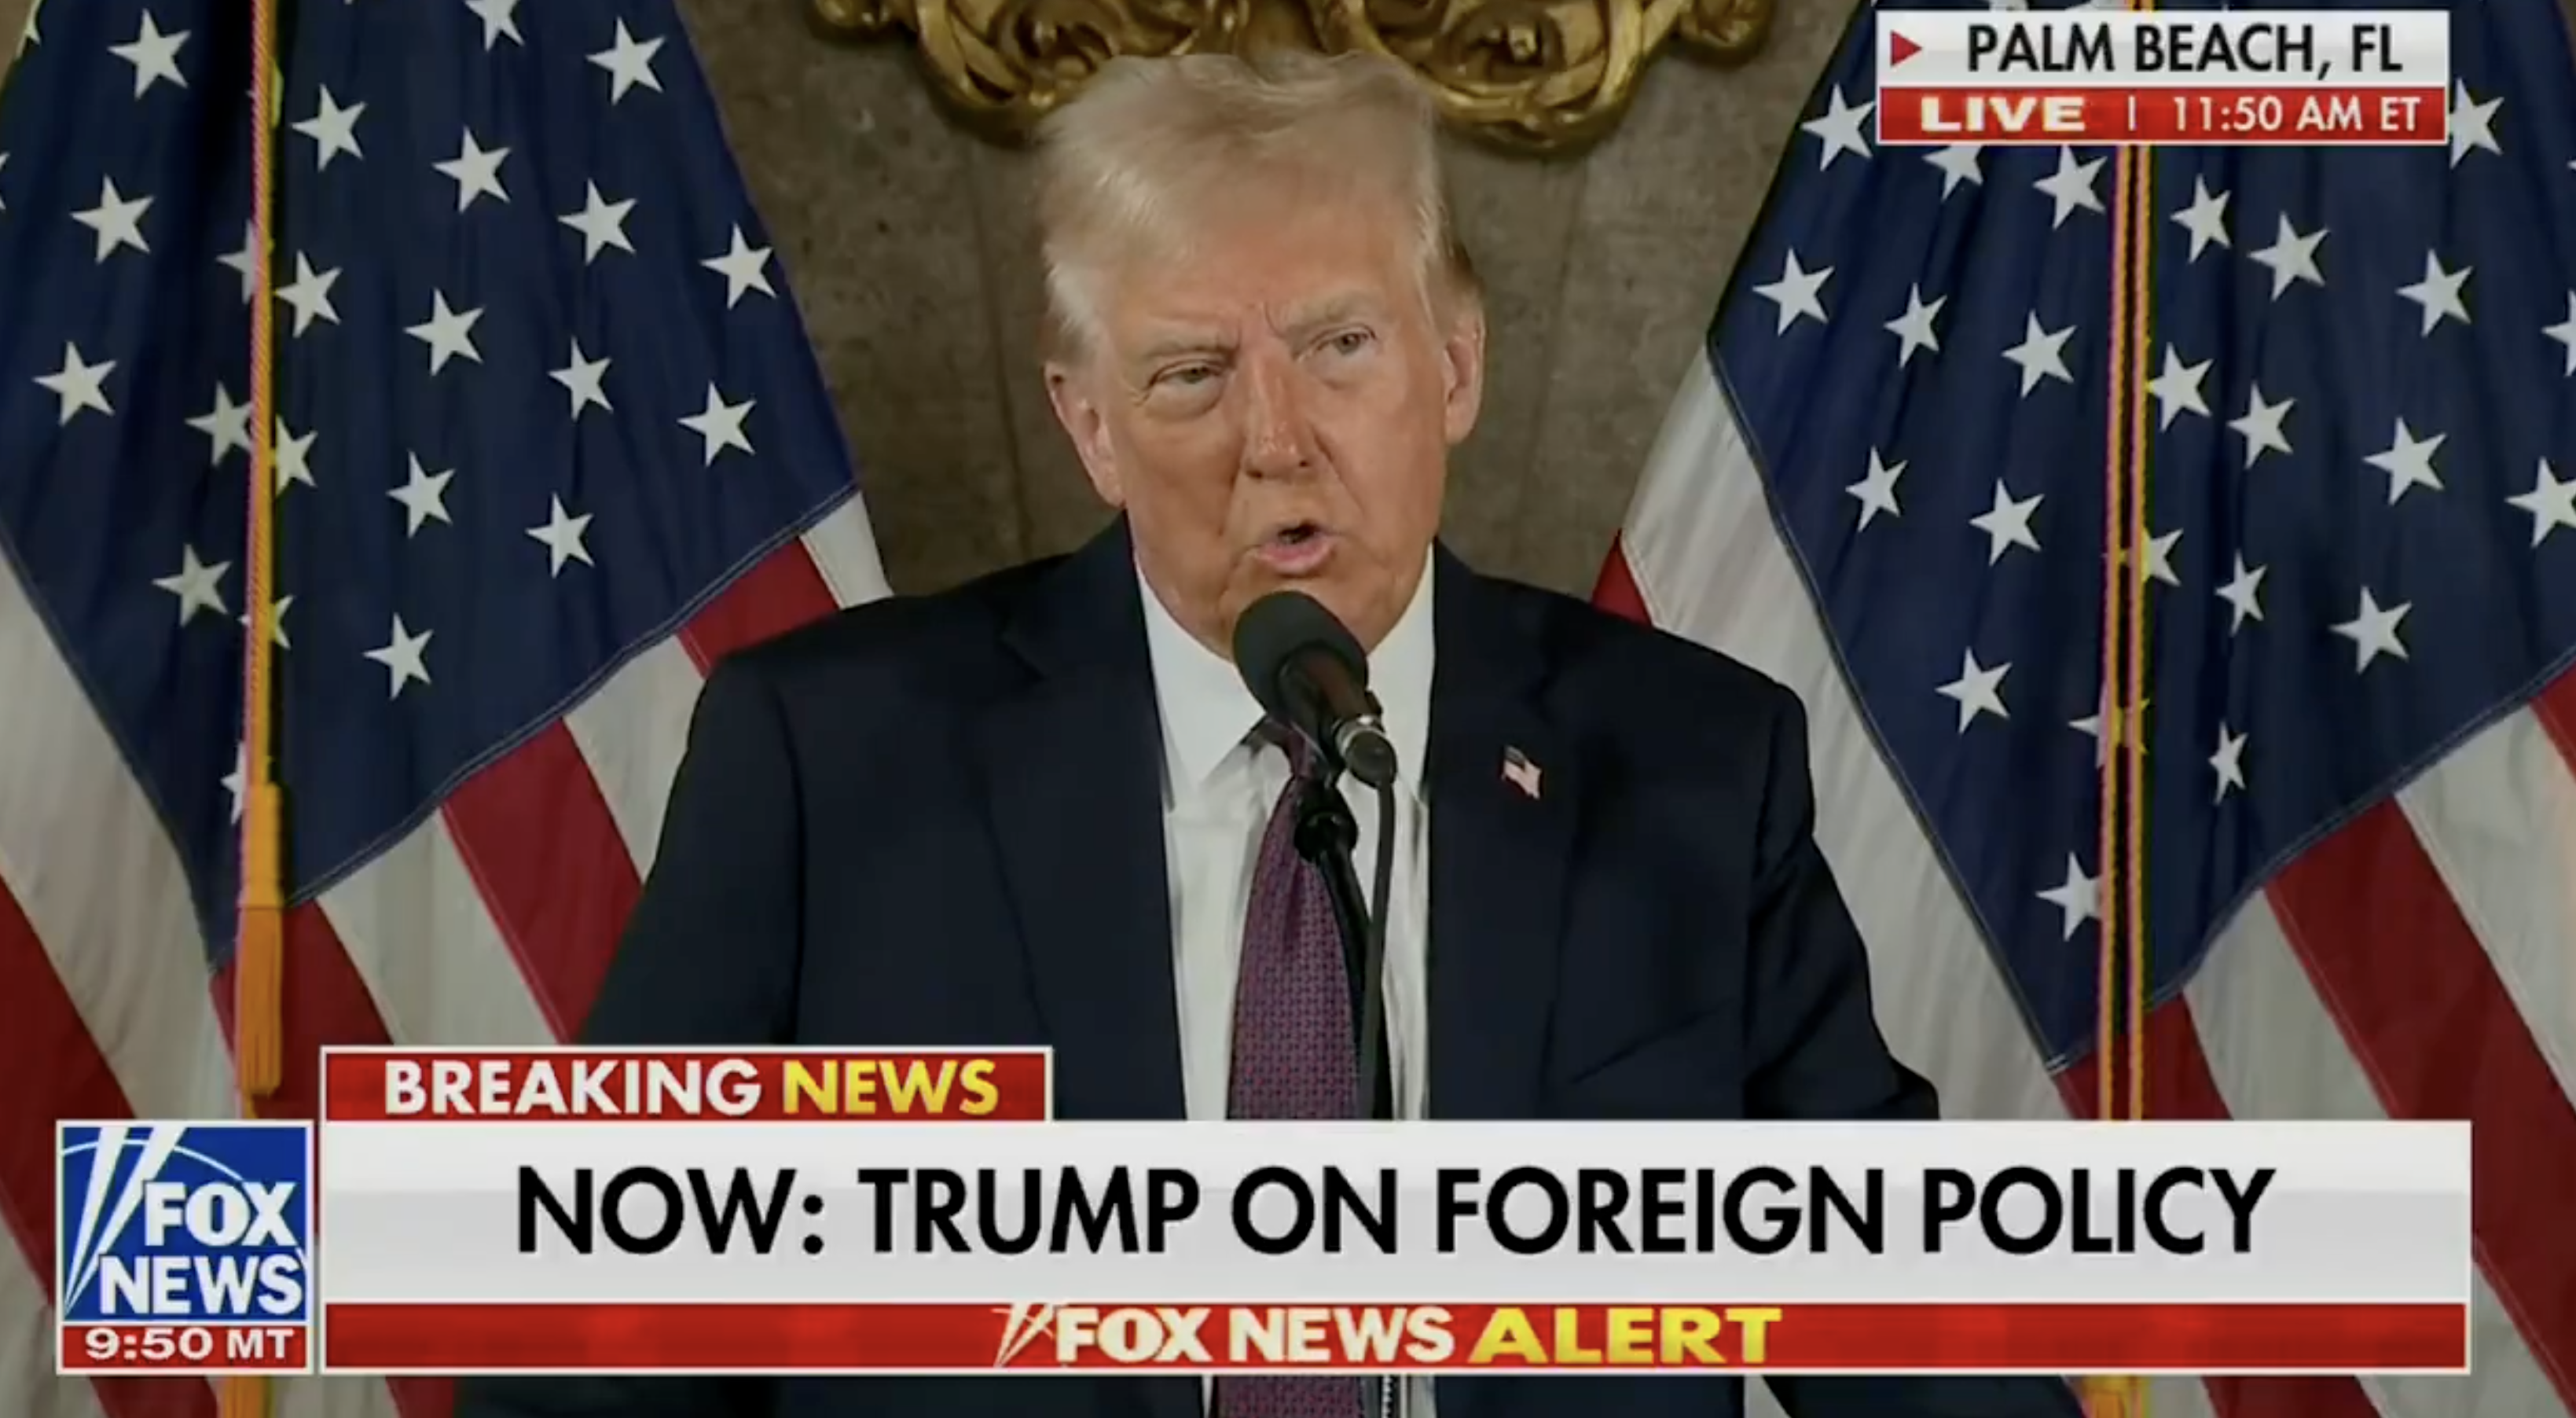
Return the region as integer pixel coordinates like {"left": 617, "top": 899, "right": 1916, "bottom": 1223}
{"left": 1598, "top": 0, "right": 2576, "bottom": 1414}
{"left": 0, "top": 1, "right": 887, "bottom": 1414}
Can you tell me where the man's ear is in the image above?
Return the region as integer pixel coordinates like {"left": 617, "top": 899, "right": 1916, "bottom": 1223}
{"left": 1438, "top": 302, "right": 1488, "bottom": 448}
{"left": 1045, "top": 360, "right": 1124, "bottom": 506}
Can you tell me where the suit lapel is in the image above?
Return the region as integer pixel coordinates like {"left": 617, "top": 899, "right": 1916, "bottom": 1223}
{"left": 976, "top": 523, "right": 1187, "bottom": 1128}
{"left": 976, "top": 655, "right": 1202, "bottom": 1418}
{"left": 1426, "top": 550, "right": 1577, "bottom": 1122}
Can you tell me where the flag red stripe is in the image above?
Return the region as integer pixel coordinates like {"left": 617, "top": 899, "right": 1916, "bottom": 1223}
{"left": 2059, "top": 1001, "right": 2383, "bottom": 1418}
{"left": 2266, "top": 802, "right": 2576, "bottom": 1410}
{"left": 0, "top": 878, "right": 216, "bottom": 1418}
{"left": 2198, "top": 1375, "right": 2392, "bottom": 1418}
{"left": 1592, "top": 536, "right": 1649, "bottom": 623}
{"left": 679, "top": 541, "right": 841, "bottom": 670}
{"left": 441, "top": 729, "right": 644, "bottom": 1041}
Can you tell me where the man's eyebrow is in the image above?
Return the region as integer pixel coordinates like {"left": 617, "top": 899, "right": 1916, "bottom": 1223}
{"left": 1126, "top": 295, "right": 1385, "bottom": 366}
{"left": 1133, "top": 332, "right": 1232, "bottom": 365}
{"left": 1281, "top": 294, "right": 1380, "bottom": 337}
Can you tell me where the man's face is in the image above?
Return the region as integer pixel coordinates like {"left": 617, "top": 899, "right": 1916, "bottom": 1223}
{"left": 1045, "top": 190, "right": 1485, "bottom": 656}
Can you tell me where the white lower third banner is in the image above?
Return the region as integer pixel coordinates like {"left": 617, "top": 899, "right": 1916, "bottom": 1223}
{"left": 294, "top": 1049, "right": 2475, "bottom": 1379}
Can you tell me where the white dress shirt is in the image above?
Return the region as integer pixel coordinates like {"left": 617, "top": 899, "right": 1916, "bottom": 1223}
{"left": 1137, "top": 563, "right": 1437, "bottom": 1418}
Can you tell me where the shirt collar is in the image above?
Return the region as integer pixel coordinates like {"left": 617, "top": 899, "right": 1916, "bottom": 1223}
{"left": 1139, "top": 555, "right": 1437, "bottom": 798}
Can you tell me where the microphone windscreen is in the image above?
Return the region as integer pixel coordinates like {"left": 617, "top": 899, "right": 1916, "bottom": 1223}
{"left": 1230, "top": 590, "right": 1369, "bottom": 725}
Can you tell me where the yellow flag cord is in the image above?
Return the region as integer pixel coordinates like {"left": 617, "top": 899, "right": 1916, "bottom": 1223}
{"left": 227, "top": 0, "right": 285, "bottom": 1410}
{"left": 2082, "top": 28, "right": 2157, "bottom": 1418}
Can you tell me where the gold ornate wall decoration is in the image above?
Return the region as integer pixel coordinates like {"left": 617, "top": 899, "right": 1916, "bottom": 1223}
{"left": 808, "top": 0, "right": 1773, "bottom": 155}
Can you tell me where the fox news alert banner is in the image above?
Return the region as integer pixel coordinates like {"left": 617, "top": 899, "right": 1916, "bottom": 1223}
{"left": 213, "top": 1048, "right": 2469, "bottom": 1380}
{"left": 1873, "top": 10, "right": 2450, "bottom": 146}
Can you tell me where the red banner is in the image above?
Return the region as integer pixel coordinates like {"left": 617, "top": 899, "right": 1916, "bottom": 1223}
{"left": 1873, "top": 85, "right": 2449, "bottom": 145}
{"left": 321, "top": 1300, "right": 2466, "bottom": 1374}
{"left": 60, "top": 1323, "right": 309, "bottom": 1375}
{"left": 320, "top": 1049, "right": 1053, "bottom": 1122}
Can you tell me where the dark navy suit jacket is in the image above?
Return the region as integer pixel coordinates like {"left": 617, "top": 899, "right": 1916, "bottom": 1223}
{"left": 455, "top": 522, "right": 2083, "bottom": 1418}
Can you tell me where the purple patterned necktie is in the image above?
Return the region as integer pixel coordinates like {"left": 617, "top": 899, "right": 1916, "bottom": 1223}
{"left": 1216, "top": 726, "right": 1368, "bottom": 1418}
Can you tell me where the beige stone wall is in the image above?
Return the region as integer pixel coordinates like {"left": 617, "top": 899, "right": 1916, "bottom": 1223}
{"left": 685, "top": 3, "right": 1856, "bottom": 596}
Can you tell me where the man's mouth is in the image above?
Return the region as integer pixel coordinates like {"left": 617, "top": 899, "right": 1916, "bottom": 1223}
{"left": 1254, "top": 522, "right": 1335, "bottom": 573}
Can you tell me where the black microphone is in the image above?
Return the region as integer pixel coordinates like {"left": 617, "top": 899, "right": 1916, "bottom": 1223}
{"left": 1231, "top": 591, "right": 1400, "bottom": 790}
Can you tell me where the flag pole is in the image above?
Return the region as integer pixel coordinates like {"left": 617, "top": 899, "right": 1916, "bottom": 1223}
{"left": 2122, "top": 119, "right": 2156, "bottom": 1144}
{"left": 2120, "top": 40, "right": 2158, "bottom": 1418}
{"left": 2082, "top": 19, "right": 2156, "bottom": 1414}
{"left": 2078, "top": 136, "right": 2137, "bottom": 1418}
{"left": 2093, "top": 118, "right": 2134, "bottom": 1142}
{"left": 2071, "top": 8, "right": 2153, "bottom": 1412}
{"left": 228, "top": 0, "right": 286, "bottom": 1409}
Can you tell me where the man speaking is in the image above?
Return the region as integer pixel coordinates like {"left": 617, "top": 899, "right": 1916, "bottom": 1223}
{"left": 457, "top": 49, "right": 2082, "bottom": 1418}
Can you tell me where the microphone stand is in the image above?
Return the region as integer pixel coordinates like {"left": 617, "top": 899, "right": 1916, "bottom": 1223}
{"left": 1290, "top": 766, "right": 1394, "bottom": 1123}
{"left": 1289, "top": 760, "right": 1400, "bottom": 1418}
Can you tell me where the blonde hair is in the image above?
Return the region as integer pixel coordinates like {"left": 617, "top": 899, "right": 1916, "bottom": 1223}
{"left": 1031, "top": 49, "right": 1481, "bottom": 360}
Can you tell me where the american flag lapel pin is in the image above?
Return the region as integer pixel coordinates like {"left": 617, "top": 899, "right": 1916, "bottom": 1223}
{"left": 1501, "top": 746, "right": 1542, "bottom": 800}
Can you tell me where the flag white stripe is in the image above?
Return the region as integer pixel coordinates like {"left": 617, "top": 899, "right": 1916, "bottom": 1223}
{"left": 2185, "top": 901, "right": 2562, "bottom": 1418}
{"left": 798, "top": 498, "right": 891, "bottom": 611}
{"left": 316, "top": 816, "right": 556, "bottom": 1049}
{"left": 2145, "top": 1378, "right": 2224, "bottom": 1418}
{"left": 1621, "top": 357, "right": 2567, "bottom": 1418}
{"left": 0, "top": 568, "right": 238, "bottom": 1129}
{"left": 563, "top": 637, "right": 704, "bottom": 871}
{"left": 277, "top": 1377, "right": 403, "bottom": 1418}
{"left": 0, "top": 1240, "right": 109, "bottom": 1418}
{"left": 2395, "top": 712, "right": 2576, "bottom": 1103}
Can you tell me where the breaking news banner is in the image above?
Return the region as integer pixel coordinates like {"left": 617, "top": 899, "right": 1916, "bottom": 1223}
{"left": 54, "top": 1119, "right": 314, "bottom": 1376}
{"left": 259, "top": 1048, "right": 2471, "bottom": 1380}
{"left": 1873, "top": 9, "right": 2451, "bottom": 146}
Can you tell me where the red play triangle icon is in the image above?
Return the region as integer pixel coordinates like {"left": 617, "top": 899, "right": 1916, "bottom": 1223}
{"left": 1888, "top": 31, "right": 1921, "bottom": 66}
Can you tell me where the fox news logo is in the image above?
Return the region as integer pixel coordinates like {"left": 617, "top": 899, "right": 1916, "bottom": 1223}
{"left": 56, "top": 1122, "right": 312, "bottom": 1326}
